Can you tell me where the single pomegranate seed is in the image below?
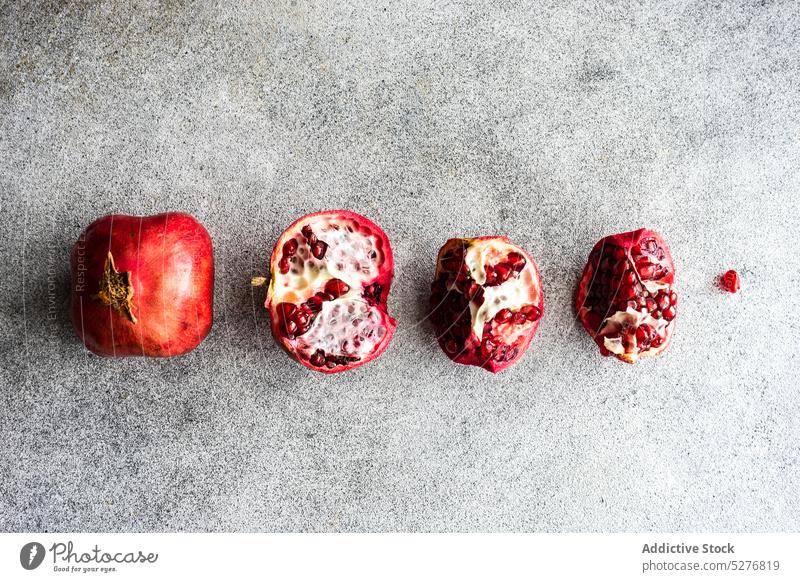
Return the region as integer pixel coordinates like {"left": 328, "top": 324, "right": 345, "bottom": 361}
{"left": 507, "top": 251, "right": 526, "bottom": 271}
{"left": 309, "top": 350, "right": 325, "bottom": 367}
{"left": 294, "top": 310, "right": 310, "bottom": 328}
{"left": 301, "top": 225, "right": 313, "bottom": 239}
{"left": 311, "top": 241, "right": 328, "bottom": 259}
{"left": 635, "top": 324, "right": 653, "bottom": 346}
{"left": 324, "top": 278, "right": 350, "bottom": 299}
{"left": 721, "top": 270, "right": 740, "bottom": 293}
{"left": 669, "top": 290, "right": 678, "bottom": 306}
{"left": 283, "top": 239, "right": 298, "bottom": 256}
{"left": 512, "top": 312, "right": 526, "bottom": 324}
{"left": 638, "top": 262, "right": 657, "bottom": 279}
{"left": 278, "top": 256, "right": 290, "bottom": 274}
{"left": 495, "top": 308, "right": 512, "bottom": 323}
{"left": 656, "top": 292, "right": 670, "bottom": 311}
{"left": 494, "top": 264, "right": 510, "bottom": 283}
{"left": 284, "top": 319, "right": 298, "bottom": 336}
{"left": 663, "top": 306, "right": 676, "bottom": 321}
{"left": 306, "top": 296, "right": 323, "bottom": 312}
{"left": 645, "top": 298, "right": 657, "bottom": 312}
{"left": 521, "top": 305, "right": 541, "bottom": 321}
{"left": 481, "top": 338, "right": 496, "bottom": 358}
{"left": 507, "top": 346, "right": 518, "bottom": 360}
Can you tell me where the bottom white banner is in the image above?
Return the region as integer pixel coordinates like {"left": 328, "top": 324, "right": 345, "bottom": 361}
{"left": 0, "top": 533, "right": 796, "bottom": 581}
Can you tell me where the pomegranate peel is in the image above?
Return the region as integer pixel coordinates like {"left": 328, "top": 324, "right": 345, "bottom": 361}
{"left": 266, "top": 210, "right": 396, "bottom": 373}
{"left": 429, "top": 236, "right": 544, "bottom": 373}
{"left": 575, "top": 228, "right": 677, "bottom": 364}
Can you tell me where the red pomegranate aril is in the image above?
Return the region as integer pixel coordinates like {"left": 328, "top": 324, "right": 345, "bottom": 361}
{"left": 324, "top": 278, "right": 350, "bottom": 299}
{"left": 311, "top": 240, "right": 328, "bottom": 259}
{"left": 495, "top": 265, "right": 510, "bottom": 282}
{"left": 481, "top": 338, "right": 496, "bottom": 358}
{"left": 669, "top": 290, "right": 678, "bottom": 306}
{"left": 495, "top": 308, "right": 512, "bottom": 323}
{"left": 283, "top": 239, "right": 298, "bottom": 256}
{"left": 663, "top": 306, "right": 676, "bottom": 321}
{"left": 507, "top": 251, "right": 526, "bottom": 271}
{"left": 520, "top": 305, "right": 541, "bottom": 321}
{"left": 721, "top": 270, "right": 740, "bottom": 293}
{"left": 309, "top": 350, "right": 325, "bottom": 367}
{"left": 656, "top": 292, "right": 670, "bottom": 311}
{"left": 306, "top": 296, "right": 323, "bottom": 312}
{"left": 279, "top": 256, "right": 291, "bottom": 274}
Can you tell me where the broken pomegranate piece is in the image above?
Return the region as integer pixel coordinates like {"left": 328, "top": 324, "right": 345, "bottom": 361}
{"left": 266, "top": 210, "right": 396, "bottom": 373}
{"left": 720, "top": 270, "right": 740, "bottom": 293}
{"left": 575, "top": 228, "right": 677, "bottom": 364}
{"left": 429, "top": 236, "right": 544, "bottom": 373}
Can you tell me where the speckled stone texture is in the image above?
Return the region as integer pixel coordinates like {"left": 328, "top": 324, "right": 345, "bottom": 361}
{"left": 1, "top": 0, "right": 799, "bottom": 532}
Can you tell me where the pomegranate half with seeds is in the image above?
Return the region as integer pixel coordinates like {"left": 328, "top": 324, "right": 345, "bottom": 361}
{"left": 429, "top": 237, "right": 544, "bottom": 373}
{"left": 575, "top": 228, "right": 677, "bottom": 364}
{"left": 266, "top": 210, "right": 396, "bottom": 373}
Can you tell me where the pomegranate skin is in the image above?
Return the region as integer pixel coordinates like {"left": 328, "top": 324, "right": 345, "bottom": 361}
{"left": 70, "top": 212, "right": 214, "bottom": 357}
{"left": 430, "top": 236, "right": 545, "bottom": 373}
{"left": 266, "top": 210, "right": 396, "bottom": 374}
{"left": 575, "top": 228, "right": 676, "bottom": 364}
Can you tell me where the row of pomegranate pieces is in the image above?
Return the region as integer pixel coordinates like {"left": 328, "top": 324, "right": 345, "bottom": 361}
{"left": 68, "top": 210, "right": 731, "bottom": 372}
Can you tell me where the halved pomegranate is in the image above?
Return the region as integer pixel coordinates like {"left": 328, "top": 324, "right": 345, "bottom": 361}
{"left": 575, "top": 228, "right": 677, "bottom": 364}
{"left": 265, "top": 210, "right": 396, "bottom": 373}
{"left": 429, "top": 237, "right": 544, "bottom": 373}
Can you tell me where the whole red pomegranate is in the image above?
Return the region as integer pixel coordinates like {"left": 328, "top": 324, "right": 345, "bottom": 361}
{"left": 575, "top": 228, "right": 677, "bottom": 363}
{"left": 266, "top": 210, "right": 396, "bottom": 373}
{"left": 429, "top": 236, "right": 544, "bottom": 373}
{"left": 70, "top": 212, "right": 214, "bottom": 357}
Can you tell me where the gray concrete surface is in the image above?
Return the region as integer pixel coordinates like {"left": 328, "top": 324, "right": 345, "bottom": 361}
{"left": 1, "top": 0, "right": 799, "bottom": 532}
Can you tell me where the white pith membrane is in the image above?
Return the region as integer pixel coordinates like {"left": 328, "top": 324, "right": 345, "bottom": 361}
{"left": 271, "top": 213, "right": 388, "bottom": 363}
{"left": 445, "top": 239, "right": 541, "bottom": 343}
{"left": 295, "top": 299, "right": 388, "bottom": 358}
{"left": 580, "top": 248, "right": 674, "bottom": 363}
